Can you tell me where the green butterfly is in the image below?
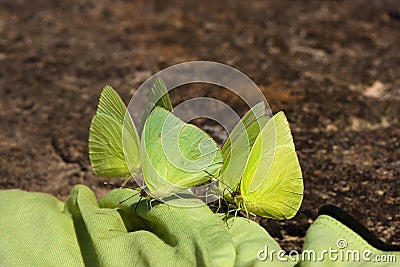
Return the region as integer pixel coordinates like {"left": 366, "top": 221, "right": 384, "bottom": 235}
{"left": 218, "top": 106, "right": 303, "bottom": 220}
{"left": 219, "top": 102, "right": 269, "bottom": 192}
{"left": 89, "top": 77, "right": 172, "bottom": 178}
{"left": 88, "top": 85, "right": 141, "bottom": 178}
{"left": 141, "top": 106, "right": 222, "bottom": 198}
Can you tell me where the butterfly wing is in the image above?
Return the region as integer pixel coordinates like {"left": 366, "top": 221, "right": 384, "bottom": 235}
{"left": 140, "top": 77, "right": 173, "bottom": 130}
{"left": 240, "top": 111, "right": 303, "bottom": 219}
{"left": 219, "top": 102, "right": 269, "bottom": 191}
{"left": 141, "top": 107, "right": 223, "bottom": 197}
{"left": 89, "top": 86, "right": 140, "bottom": 177}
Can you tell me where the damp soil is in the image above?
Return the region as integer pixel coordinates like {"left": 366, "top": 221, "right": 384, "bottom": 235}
{"left": 1, "top": 0, "right": 399, "bottom": 251}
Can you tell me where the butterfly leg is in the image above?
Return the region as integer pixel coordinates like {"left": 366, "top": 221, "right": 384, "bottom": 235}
{"left": 224, "top": 209, "right": 230, "bottom": 227}
{"left": 234, "top": 207, "right": 241, "bottom": 219}
{"left": 223, "top": 204, "right": 235, "bottom": 227}
{"left": 215, "top": 196, "right": 222, "bottom": 213}
{"left": 149, "top": 198, "right": 157, "bottom": 209}
{"left": 204, "top": 183, "right": 220, "bottom": 206}
{"left": 215, "top": 188, "right": 227, "bottom": 213}
{"left": 121, "top": 175, "right": 132, "bottom": 188}
{"left": 242, "top": 202, "right": 250, "bottom": 220}
{"left": 250, "top": 212, "right": 257, "bottom": 222}
{"left": 224, "top": 203, "right": 241, "bottom": 227}
{"left": 204, "top": 183, "right": 213, "bottom": 204}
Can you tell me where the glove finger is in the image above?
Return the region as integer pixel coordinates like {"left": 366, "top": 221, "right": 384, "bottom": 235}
{"left": 100, "top": 188, "right": 237, "bottom": 267}
{"left": 227, "top": 216, "right": 296, "bottom": 267}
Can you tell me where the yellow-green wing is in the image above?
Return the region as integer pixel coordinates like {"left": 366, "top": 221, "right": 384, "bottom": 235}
{"left": 240, "top": 112, "right": 303, "bottom": 219}
{"left": 219, "top": 102, "right": 269, "bottom": 191}
{"left": 141, "top": 107, "right": 223, "bottom": 197}
{"left": 140, "top": 77, "right": 173, "bottom": 130}
{"left": 89, "top": 86, "right": 140, "bottom": 177}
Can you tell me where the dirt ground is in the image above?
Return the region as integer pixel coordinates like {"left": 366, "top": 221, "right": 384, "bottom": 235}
{"left": 1, "top": 0, "right": 399, "bottom": 251}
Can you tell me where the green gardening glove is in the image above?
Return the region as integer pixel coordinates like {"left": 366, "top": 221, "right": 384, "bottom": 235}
{"left": 299, "top": 205, "right": 400, "bottom": 267}
{"left": 0, "top": 185, "right": 292, "bottom": 267}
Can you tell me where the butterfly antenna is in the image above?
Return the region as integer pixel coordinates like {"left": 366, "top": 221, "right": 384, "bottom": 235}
{"left": 118, "top": 189, "right": 141, "bottom": 204}
{"left": 203, "top": 170, "right": 235, "bottom": 195}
